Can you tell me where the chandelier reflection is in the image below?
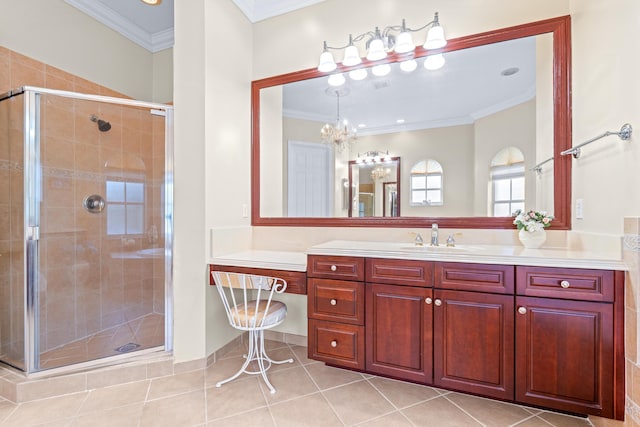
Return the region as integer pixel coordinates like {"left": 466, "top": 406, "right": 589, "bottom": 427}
{"left": 371, "top": 165, "right": 391, "bottom": 181}
{"left": 321, "top": 88, "right": 357, "bottom": 152}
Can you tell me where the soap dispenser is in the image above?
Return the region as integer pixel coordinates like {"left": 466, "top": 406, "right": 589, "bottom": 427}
{"left": 430, "top": 223, "right": 439, "bottom": 246}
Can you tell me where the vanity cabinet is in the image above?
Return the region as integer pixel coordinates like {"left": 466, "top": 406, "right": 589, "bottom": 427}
{"left": 514, "top": 266, "right": 624, "bottom": 420}
{"left": 307, "top": 255, "right": 366, "bottom": 369}
{"left": 365, "top": 259, "right": 433, "bottom": 383}
{"left": 433, "top": 263, "right": 515, "bottom": 400}
{"left": 305, "top": 255, "right": 625, "bottom": 420}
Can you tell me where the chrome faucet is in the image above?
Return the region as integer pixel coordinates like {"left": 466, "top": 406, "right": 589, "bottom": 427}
{"left": 446, "top": 234, "right": 456, "bottom": 247}
{"left": 414, "top": 233, "right": 424, "bottom": 246}
{"left": 430, "top": 223, "right": 439, "bottom": 246}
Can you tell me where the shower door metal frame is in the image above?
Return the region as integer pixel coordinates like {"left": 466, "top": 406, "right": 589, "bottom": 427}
{"left": 19, "top": 86, "right": 174, "bottom": 374}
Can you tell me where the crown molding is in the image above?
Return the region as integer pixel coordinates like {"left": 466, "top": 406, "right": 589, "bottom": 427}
{"left": 65, "top": 0, "right": 173, "bottom": 53}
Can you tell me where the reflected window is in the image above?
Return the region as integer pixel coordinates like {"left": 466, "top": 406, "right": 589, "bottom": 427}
{"left": 106, "top": 180, "right": 144, "bottom": 235}
{"left": 490, "top": 147, "right": 525, "bottom": 216}
{"left": 410, "top": 159, "right": 443, "bottom": 206}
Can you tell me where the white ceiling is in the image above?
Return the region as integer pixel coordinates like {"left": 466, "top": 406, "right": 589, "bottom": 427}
{"left": 64, "top": 0, "right": 324, "bottom": 52}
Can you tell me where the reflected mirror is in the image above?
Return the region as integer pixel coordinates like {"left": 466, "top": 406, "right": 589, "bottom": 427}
{"left": 252, "top": 16, "right": 571, "bottom": 229}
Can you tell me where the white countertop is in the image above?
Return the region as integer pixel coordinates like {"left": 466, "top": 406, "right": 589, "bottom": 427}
{"left": 306, "top": 240, "right": 627, "bottom": 271}
{"left": 210, "top": 250, "right": 307, "bottom": 272}
{"left": 209, "top": 240, "right": 626, "bottom": 272}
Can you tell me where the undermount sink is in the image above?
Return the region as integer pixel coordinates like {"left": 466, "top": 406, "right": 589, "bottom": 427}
{"left": 398, "top": 244, "right": 484, "bottom": 253}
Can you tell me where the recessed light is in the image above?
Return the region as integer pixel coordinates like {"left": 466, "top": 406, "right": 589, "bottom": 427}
{"left": 501, "top": 67, "right": 520, "bottom": 76}
{"left": 358, "top": 123, "right": 366, "bottom": 128}
{"left": 141, "top": 0, "right": 162, "bottom": 5}
{"left": 396, "top": 119, "right": 405, "bottom": 124}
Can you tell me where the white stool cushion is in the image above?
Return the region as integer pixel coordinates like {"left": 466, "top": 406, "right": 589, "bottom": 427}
{"left": 231, "top": 300, "right": 287, "bottom": 328}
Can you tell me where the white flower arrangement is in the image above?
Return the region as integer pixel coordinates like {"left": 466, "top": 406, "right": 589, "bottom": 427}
{"left": 513, "top": 209, "right": 554, "bottom": 232}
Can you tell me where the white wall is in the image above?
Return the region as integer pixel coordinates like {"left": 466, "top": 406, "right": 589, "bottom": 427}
{"left": 0, "top": 0, "right": 171, "bottom": 102}
{"left": 569, "top": 0, "right": 640, "bottom": 235}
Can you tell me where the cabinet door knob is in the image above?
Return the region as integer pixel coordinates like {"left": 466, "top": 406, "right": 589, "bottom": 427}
{"left": 518, "top": 306, "right": 527, "bottom": 315}
{"left": 434, "top": 299, "right": 442, "bottom": 306}
{"left": 425, "top": 297, "right": 433, "bottom": 305}
{"left": 330, "top": 299, "right": 337, "bottom": 306}
{"left": 560, "top": 280, "right": 570, "bottom": 289}
{"left": 330, "top": 340, "right": 338, "bottom": 348}
{"left": 330, "top": 265, "right": 337, "bottom": 272}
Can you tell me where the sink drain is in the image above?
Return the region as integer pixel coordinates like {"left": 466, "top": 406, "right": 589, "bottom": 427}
{"left": 114, "top": 343, "right": 141, "bottom": 353}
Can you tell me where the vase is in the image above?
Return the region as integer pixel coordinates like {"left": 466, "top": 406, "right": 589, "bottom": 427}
{"left": 518, "top": 228, "right": 546, "bottom": 249}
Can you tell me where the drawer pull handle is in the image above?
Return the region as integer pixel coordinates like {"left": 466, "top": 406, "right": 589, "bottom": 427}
{"left": 560, "top": 280, "right": 570, "bottom": 289}
{"left": 330, "top": 299, "right": 337, "bottom": 306}
{"left": 330, "top": 265, "right": 337, "bottom": 272}
{"left": 434, "top": 299, "right": 442, "bottom": 307}
{"left": 425, "top": 297, "right": 433, "bottom": 305}
{"left": 330, "top": 340, "right": 338, "bottom": 348}
{"left": 518, "top": 306, "right": 527, "bottom": 315}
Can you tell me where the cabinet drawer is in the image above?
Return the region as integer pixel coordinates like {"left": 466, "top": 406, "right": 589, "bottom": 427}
{"left": 435, "top": 263, "right": 514, "bottom": 294}
{"left": 308, "top": 319, "right": 365, "bottom": 370}
{"left": 308, "top": 255, "right": 365, "bottom": 281}
{"left": 308, "top": 278, "right": 364, "bottom": 325}
{"left": 366, "top": 258, "right": 433, "bottom": 287}
{"left": 516, "top": 266, "right": 614, "bottom": 302}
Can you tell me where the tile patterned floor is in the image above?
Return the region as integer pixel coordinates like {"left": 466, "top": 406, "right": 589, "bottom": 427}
{"left": 0, "top": 339, "right": 625, "bottom": 426}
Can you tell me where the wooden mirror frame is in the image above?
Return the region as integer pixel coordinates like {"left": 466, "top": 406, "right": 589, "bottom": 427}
{"left": 251, "top": 16, "right": 571, "bottom": 229}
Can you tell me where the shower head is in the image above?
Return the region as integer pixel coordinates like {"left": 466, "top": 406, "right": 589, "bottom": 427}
{"left": 90, "top": 115, "right": 111, "bottom": 132}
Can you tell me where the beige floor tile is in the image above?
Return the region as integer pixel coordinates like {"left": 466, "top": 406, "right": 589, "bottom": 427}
{"left": 322, "top": 379, "right": 396, "bottom": 426}
{"left": 206, "top": 377, "right": 267, "bottom": 421}
{"left": 538, "top": 411, "right": 593, "bottom": 426}
{"left": 206, "top": 407, "right": 275, "bottom": 427}
{"left": 72, "top": 402, "right": 144, "bottom": 427}
{"left": 260, "top": 366, "right": 319, "bottom": 403}
{"left": 355, "top": 411, "right": 414, "bottom": 426}
{"left": 290, "top": 344, "right": 319, "bottom": 366}
{"left": 589, "top": 415, "right": 634, "bottom": 426}
{"left": 78, "top": 380, "right": 149, "bottom": 414}
{"left": 147, "top": 369, "right": 204, "bottom": 401}
{"left": 139, "top": 390, "right": 205, "bottom": 427}
{"left": 514, "top": 416, "right": 559, "bottom": 426}
{"left": 367, "top": 376, "right": 440, "bottom": 409}
{"left": 205, "top": 356, "right": 257, "bottom": 388}
{"left": 269, "top": 392, "right": 343, "bottom": 427}
{"left": 0, "top": 399, "right": 18, "bottom": 423}
{"left": 304, "top": 363, "right": 366, "bottom": 390}
{"left": 2, "top": 393, "right": 88, "bottom": 426}
{"left": 401, "top": 395, "right": 482, "bottom": 427}
{"left": 445, "top": 392, "right": 534, "bottom": 426}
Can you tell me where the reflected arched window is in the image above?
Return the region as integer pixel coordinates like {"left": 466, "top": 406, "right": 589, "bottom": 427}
{"left": 410, "top": 159, "right": 443, "bottom": 206}
{"left": 490, "top": 147, "right": 525, "bottom": 216}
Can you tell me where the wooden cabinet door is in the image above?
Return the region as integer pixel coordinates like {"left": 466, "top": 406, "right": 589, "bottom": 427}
{"left": 365, "top": 283, "right": 433, "bottom": 383}
{"left": 515, "top": 296, "right": 614, "bottom": 418}
{"left": 433, "top": 290, "right": 514, "bottom": 400}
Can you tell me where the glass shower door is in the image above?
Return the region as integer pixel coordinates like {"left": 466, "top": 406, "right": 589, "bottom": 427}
{"left": 31, "top": 90, "right": 168, "bottom": 371}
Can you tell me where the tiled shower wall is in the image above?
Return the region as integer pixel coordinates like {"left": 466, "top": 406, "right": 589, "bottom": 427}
{"left": 624, "top": 217, "right": 640, "bottom": 424}
{"left": 0, "top": 46, "right": 165, "bottom": 360}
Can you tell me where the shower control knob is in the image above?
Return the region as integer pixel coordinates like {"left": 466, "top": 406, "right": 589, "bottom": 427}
{"left": 83, "top": 194, "right": 105, "bottom": 214}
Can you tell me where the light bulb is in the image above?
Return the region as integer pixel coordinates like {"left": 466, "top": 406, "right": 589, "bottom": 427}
{"left": 424, "top": 25, "right": 447, "bottom": 49}
{"left": 318, "top": 50, "right": 337, "bottom": 72}
{"left": 366, "top": 38, "right": 386, "bottom": 61}
{"left": 395, "top": 31, "right": 415, "bottom": 54}
{"left": 424, "top": 53, "right": 445, "bottom": 70}
{"left": 372, "top": 64, "right": 391, "bottom": 77}
{"left": 342, "top": 45, "right": 362, "bottom": 66}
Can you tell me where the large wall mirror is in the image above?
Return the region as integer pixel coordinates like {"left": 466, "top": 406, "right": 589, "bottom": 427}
{"left": 252, "top": 16, "right": 571, "bottom": 229}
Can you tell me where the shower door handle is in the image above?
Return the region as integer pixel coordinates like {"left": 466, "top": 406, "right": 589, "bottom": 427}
{"left": 26, "top": 226, "right": 40, "bottom": 241}
{"left": 83, "top": 194, "right": 106, "bottom": 213}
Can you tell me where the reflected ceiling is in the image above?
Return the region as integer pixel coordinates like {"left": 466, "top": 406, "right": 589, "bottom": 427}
{"left": 283, "top": 36, "right": 536, "bottom": 135}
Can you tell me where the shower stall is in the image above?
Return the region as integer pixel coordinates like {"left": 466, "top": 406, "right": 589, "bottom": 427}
{"left": 0, "top": 86, "right": 173, "bottom": 374}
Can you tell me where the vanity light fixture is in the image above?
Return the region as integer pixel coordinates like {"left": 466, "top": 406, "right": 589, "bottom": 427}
{"left": 355, "top": 150, "right": 393, "bottom": 164}
{"left": 317, "top": 12, "right": 447, "bottom": 72}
